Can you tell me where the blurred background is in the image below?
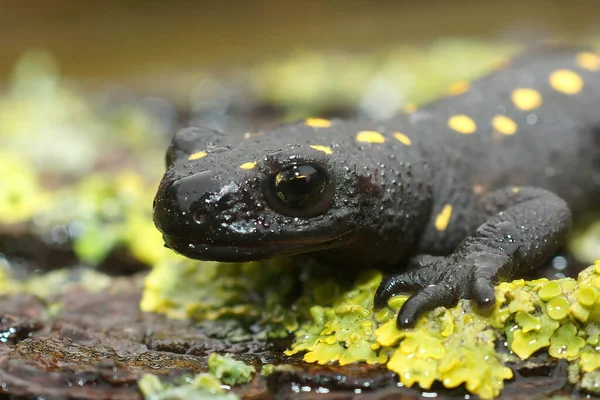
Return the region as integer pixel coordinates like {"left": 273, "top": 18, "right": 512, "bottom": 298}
{"left": 3, "top": 0, "right": 600, "bottom": 84}
{"left": 0, "top": 0, "right": 599, "bottom": 279}
{"left": 2, "top": 4, "right": 600, "bottom": 397}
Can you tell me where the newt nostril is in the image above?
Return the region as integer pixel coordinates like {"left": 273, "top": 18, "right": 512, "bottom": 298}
{"left": 193, "top": 209, "right": 207, "bottom": 225}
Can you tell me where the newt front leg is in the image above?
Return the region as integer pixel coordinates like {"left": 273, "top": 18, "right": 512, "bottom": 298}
{"left": 374, "top": 186, "right": 572, "bottom": 328}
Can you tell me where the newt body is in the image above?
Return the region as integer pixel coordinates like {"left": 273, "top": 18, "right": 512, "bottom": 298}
{"left": 154, "top": 46, "right": 600, "bottom": 327}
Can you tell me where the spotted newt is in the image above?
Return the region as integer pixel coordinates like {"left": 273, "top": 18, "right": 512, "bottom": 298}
{"left": 153, "top": 45, "right": 600, "bottom": 328}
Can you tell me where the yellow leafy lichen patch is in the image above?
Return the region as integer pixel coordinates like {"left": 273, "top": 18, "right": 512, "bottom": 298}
{"left": 492, "top": 115, "right": 517, "bottom": 135}
{"left": 581, "top": 351, "right": 600, "bottom": 372}
{"left": 511, "top": 88, "right": 543, "bottom": 111}
{"left": 547, "top": 296, "right": 569, "bottom": 320}
{"left": 393, "top": 132, "right": 412, "bottom": 146}
{"left": 434, "top": 204, "right": 453, "bottom": 231}
{"left": 448, "top": 115, "right": 476, "bottom": 134}
{"left": 576, "top": 52, "right": 600, "bottom": 71}
{"left": 142, "top": 244, "right": 600, "bottom": 399}
{"left": 188, "top": 151, "right": 207, "bottom": 161}
{"left": 309, "top": 145, "right": 333, "bottom": 154}
{"left": 538, "top": 280, "right": 562, "bottom": 301}
{"left": 284, "top": 258, "right": 600, "bottom": 399}
{"left": 374, "top": 301, "right": 512, "bottom": 398}
{"left": 286, "top": 271, "right": 388, "bottom": 366}
{"left": 239, "top": 162, "right": 257, "bottom": 170}
{"left": 549, "top": 69, "right": 584, "bottom": 95}
{"left": 305, "top": 118, "right": 332, "bottom": 128}
{"left": 549, "top": 322, "right": 585, "bottom": 359}
{"left": 356, "top": 130, "right": 386, "bottom": 144}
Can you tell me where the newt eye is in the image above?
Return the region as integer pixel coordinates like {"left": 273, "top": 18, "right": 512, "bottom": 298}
{"left": 267, "top": 164, "right": 334, "bottom": 217}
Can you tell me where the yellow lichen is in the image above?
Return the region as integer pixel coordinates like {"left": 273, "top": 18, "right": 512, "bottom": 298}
{"left": 281, "top": 258, "right": 600, "bottom": 398}
{"left": 538, "top": 280, "right": 563, "bottom": 301}
{"left": 581, "top": 351, "right": 600, "bottom": 372}
{"left": 547, "top": 296, "right": 570, "bottom": 320}
{"left": 549, "top": 322, "right": 585, "bottom": 359}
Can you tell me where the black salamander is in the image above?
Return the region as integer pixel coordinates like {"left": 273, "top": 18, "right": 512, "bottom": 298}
{"left": 153, "top": 46, "right": 600, "bottom": 328}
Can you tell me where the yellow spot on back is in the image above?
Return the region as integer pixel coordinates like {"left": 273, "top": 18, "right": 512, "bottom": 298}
{"left": 356, "top": 130, "right": 386, "bottom": 144}
{"left": 576, "top": 52, "right": 600, "bottom": 71}
{"left": 511, "top": 88, "right": 542, "bottom": 111}
{"left": 188, "top": 151, "right": 207, "bottom": 161}
{"left": 549, "top": 69, "right": 583, "bottom": 95}
{"left": 239, "top": 162, "right": 256, "bottom": 170}
{"left": 448, "top": 115, "right": 477, "bottom": 134}
{"left": 404, "top": 103, "right": 417, "bottom": 113}
{"left": 512, "top": 187, "right": 520, "bottom": 193}
{"left": 305, "top": 118, "right": 332, "bottom": 128}
{"left": 492, "top": 115, "right": 518, "bottom": 135}
{"left": 393, "top": 132, "right": 412, "bottom": 146}
{"left": 447, "top": 81, "right": 470, "bottom": 96}
{"left": 435, "top": 204, "right": 453, "bottom": 231}
{"left": 310, "top": 145, "right": 333, "bottom": 154}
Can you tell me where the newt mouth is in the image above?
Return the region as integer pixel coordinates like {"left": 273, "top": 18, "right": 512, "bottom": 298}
{"left": 162, "top": 232, "right": 353, "bottom": 262}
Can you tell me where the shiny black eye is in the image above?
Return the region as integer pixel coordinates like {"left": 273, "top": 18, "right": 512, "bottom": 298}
{"left": 267, "top": 164, "right": 334, "bottom": 217}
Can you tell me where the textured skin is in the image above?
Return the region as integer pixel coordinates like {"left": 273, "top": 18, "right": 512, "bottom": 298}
{"left": 153, "top": 45, "right": 600, "bottom": 328}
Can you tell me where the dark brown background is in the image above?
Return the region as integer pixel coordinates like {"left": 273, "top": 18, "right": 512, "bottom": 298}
{"left": 1, "top": 0, "right": 598, "bottom": 84}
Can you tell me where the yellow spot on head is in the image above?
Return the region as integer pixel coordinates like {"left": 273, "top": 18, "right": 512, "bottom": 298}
{"left": 492, "top": 115, "right": 517, "bottom": 135}
{"left": 549, "top": 69, "right": 583, "bottom": 95}
{"left": 447, "top": 81, "right": 470, "bottom": 96}
{"left": 356, "top": 130, "right": 386, "bottom": 144}
{"left": 393, "top": 132, "right": 412, "bottom": 146}
{"left": 448, "top": 115, "right": 477, "bottom": 134}
{"left": 188, "top": 151, "right": 207, "bottom": 161}
{"left": 305, "top": 118, "right": 332, "bottom": 128}
{"left": 435, "top": 204, "right": 453, "bottom": 231}
{"left": 310, "top": 145, "right": 333, "bottom": 154}
{"left": 576, "top": 52, "right": 600, "bottom": 71}
{"left": 511, "top": 88, "right": 543, "bottom": 111}
{"left": 404, "top": 103, "right": 417, "bottom": 113}
{"left": 512, "top": 187, "right": 520, "bottom": 193}
{"left": 239, "top": 162, "right": 256, "bottom": 170}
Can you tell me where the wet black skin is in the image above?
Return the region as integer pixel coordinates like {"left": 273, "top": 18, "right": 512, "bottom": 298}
{"left": 154, "top": 46, "right": 600, "bottom": 328}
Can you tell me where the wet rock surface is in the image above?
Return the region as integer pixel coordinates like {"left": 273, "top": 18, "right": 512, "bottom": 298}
{"left": 0, "top": 276, "right": 591, "bottom": 399}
